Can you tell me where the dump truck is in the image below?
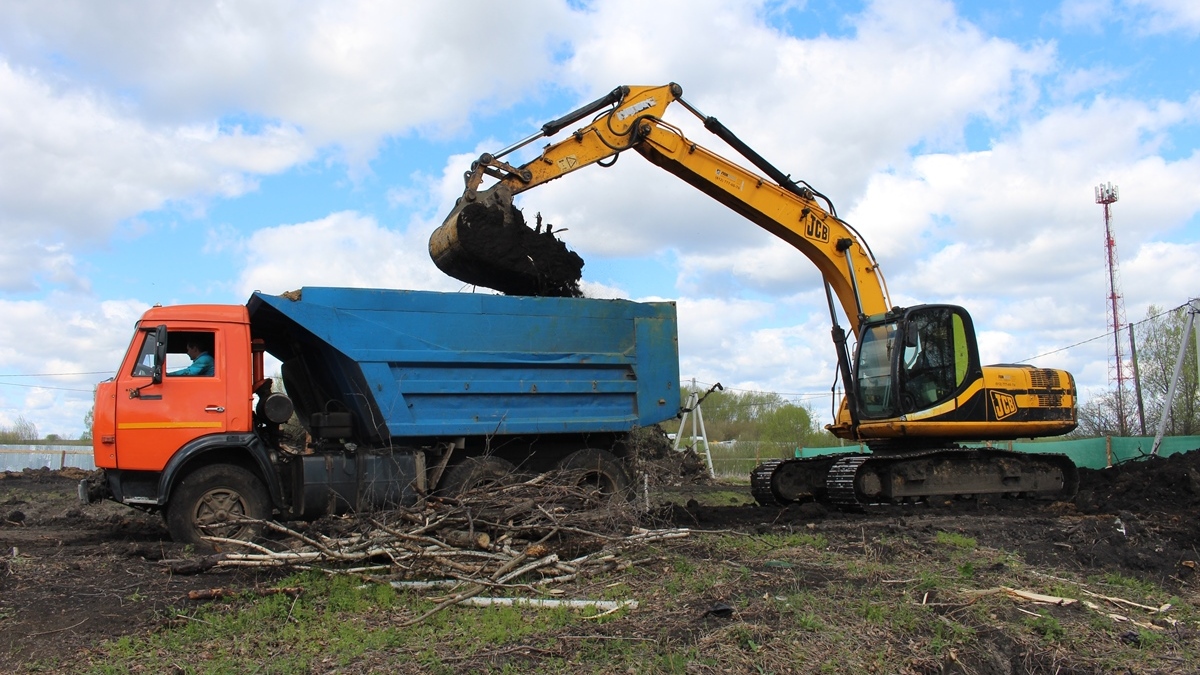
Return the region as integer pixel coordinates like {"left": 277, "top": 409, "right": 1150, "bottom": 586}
{"left": 85, "top": 286, "right": 680, "bottom": 544}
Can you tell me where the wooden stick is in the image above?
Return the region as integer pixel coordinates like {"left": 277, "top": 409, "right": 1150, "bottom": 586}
{"left": 457, "top": 597, "right": 637, "bottom": 611}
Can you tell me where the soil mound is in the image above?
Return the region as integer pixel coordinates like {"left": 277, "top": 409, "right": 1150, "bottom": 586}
{"left": 1075, "top": 446, "right": 1200, "bottom": 514}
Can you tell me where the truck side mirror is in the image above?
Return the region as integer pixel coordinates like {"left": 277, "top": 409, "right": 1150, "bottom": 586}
{"left": 903, "top": 322, "right": 919, "bottom": 348}
{"left": 152, "top": 324, "right": 168, "bottom": 384}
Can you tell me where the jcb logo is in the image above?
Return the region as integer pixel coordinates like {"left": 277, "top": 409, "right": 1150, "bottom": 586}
{"left": 990, "top": 391, "right": 1019, "bottom": 420}
{"left": 804, "top": 215, "right": 830, "bottom": 243}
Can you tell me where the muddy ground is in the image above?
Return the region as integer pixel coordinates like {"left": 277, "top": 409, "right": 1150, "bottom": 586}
{"left": 2, "top": 450, "right": 1199, "bottom": 672}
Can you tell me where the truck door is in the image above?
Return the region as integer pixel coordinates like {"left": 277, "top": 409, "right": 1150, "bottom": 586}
{"left": 114, "top": 328, "right": 230, "bottom": 471}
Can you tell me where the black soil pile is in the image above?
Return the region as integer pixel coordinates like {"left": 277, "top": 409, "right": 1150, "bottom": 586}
{"left": 624, "top": 426, "right": 711, "bottom": 487}
{"left": 1075, "top": 447, "right": 1200, "bottom": 514}
{"left": 434, "top": 203, "right": 584, "bottom": 297}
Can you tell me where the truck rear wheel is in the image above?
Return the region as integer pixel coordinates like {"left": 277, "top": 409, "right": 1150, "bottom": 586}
{"left": 166, "top": 464, "right": 271, "bottom": 546}
{"left": 555, "top": 448, "right": 631, "bottom": 498}
{"left": 440, "top": 456, "right": 519, "bottom": 496}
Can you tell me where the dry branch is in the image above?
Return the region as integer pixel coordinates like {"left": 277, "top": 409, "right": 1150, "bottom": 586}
{"left": 158, "top": 470, "right": 690, "bottom": 625}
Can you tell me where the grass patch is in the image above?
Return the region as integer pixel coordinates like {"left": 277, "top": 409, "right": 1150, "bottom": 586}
{"left": 934, "top": 531, "right": 977, "bottom": 550}
{"left": 1024, "top": 610, "right": 1066, "bottom": 642}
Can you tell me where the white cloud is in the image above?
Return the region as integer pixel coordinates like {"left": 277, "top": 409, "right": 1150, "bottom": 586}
{"left": 497, "top": 0, "right": 1055, "bottom": 299}
{"left": 1127, "top": 0, "right": 1200, "bottom": 34}
{"left": 233, "top": 211, "right": 461, "bottom": 296}
{"left": 846, "top": 93, "right": 1200, "bottom": 336}
{"left": 1059, "top": 0, "right": 1116, "bottom": 32}
{"left": 0, "top": 60, "right": 314, "bottom": 290}
{"left": 0, "top": 1, "right": 578, "bottom": 158}
{"left": 0, "top": 243, "right": 87, "bottom": 293}
{"left": 0, "top": 295, "right": 149, "bottom": 437}
{"left": 580, "top": 280, "right": 629, "bottom": 299}
{"left": 1062, "top": 0, "right": 1200, "bottom": 35}
{"left": 674, "top": 295, "right": 842, "bottom": 422}
{"left": 2, "top": 0, "right": 1198, "bottom": 437}
{"left": 0, "top": 1, "right": 578, "bottom": 293}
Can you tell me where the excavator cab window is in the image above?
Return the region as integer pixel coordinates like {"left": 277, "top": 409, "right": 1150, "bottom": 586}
{"left": 855, "top": 305, "right": 980, "bottom": 419}
{"left": 855, "top": 322, "right": 898, "bottom": 417}
{"left": 897, "top": 306, "right": 977, "bottom": 414}
{"left": 899, "top": 309, "right": 951, "bottom": 412}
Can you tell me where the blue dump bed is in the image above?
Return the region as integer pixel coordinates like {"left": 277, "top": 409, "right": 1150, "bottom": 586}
{"left": 246, "top": 287, "right": 680, "bottom": 443}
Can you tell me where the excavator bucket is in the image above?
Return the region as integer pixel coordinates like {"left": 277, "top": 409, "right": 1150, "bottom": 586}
{"left": 429, "top": 187, "right": 584, "bottom": 297}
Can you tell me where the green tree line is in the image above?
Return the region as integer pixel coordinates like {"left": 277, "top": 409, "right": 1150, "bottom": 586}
{"left": 0, "top": 414, "right": 92, "bottom": 445}
{"left": 664, "top": 386, "right": 839, "bottom": 449}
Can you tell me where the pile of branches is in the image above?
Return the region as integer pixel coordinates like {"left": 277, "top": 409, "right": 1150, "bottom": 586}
{"left": 163, "top": 471, "right": 690, "bottom": 624}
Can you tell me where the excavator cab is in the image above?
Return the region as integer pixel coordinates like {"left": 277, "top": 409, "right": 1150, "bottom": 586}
{"left": 853, "top": 305, "right": 980, "bottom": 420}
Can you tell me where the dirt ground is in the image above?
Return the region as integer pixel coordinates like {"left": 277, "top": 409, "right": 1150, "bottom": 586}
{"left": 2, "top": 450, "right": 1199, "bottom": 672}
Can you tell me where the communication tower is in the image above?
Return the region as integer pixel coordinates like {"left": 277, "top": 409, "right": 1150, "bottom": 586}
{"left": 1096, "top": 182, "right": 1130, "bottom": 435}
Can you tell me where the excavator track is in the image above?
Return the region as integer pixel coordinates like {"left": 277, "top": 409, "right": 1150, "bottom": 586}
{"left": 752, "top": 448, "right": 1078, "bottom": 508}
{"left": 750, "top": 456, "right": 842, "bottom": 506}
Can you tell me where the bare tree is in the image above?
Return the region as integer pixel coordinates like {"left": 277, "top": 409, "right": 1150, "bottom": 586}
{"left": 0, "top": 416, "right": 40, "bottom": 444}
{"left": 1076, "top": 304, "right": 1199, "bottom": 438}
{"left": 1137, "top": 305, "right": 1199, "bottom": 436}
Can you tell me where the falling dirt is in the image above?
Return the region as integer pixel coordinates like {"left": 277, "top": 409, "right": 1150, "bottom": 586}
{"left": 3, "top": 449, "right": 1200, "bottom": 671}
{"left": 431, "top": 203, "right": 584, "bottom": 297}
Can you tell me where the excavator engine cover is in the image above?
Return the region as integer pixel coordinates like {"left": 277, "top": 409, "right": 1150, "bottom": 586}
{"left": 429, "top": 202, "right": 584, "bottom": 297}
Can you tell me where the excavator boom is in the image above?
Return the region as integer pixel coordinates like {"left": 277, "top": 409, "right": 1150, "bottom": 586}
{"left": 431, "top": 83, "right": 888, "bottom": 332}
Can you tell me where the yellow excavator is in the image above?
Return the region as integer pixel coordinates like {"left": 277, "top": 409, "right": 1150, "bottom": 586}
{"left": 429, "top": 83, "right": 1078, "bottom": 507}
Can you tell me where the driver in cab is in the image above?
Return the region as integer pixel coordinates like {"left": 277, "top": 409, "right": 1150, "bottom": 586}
{"left": 168, "top": 339, "right": 214, "bottom": 377}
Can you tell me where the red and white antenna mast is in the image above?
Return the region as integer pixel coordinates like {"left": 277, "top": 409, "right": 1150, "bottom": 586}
{"left": 1096, "top": 182, "right": 1129, "bottom": 435}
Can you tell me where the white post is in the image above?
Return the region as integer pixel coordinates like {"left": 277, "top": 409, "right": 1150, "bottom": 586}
{"left": 673, "top": 390, "right": 695, "bottom": 452}
{"left": 695, "top": 394, "right": 715, "bottom": 479}
{"left": 1151, "top": 299, "right": 1200, "bottom": 455}
{"left": 674, "top": 379, "right": 715, "bottom": 478}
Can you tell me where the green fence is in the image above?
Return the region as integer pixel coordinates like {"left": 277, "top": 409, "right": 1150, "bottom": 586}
{"left": 965, "top": 436, "right": 1200, "bottom": 470}
{"left": 696, "top": 436, "right": 1200, "bottom": 477}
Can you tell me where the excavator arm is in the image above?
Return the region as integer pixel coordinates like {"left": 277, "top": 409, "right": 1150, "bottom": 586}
{"left": 430, "top": 83, "right": 890, "bottom": 334}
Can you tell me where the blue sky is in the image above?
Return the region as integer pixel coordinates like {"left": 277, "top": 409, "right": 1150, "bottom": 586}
{"left": 2, "top": 0, "right": 1199, "bottom": 437}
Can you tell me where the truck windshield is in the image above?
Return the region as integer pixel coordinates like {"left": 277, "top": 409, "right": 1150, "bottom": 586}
{"left": 131, "top": 331, "right": 158, "bottom": 378}
{"left": 856, "top": 322, "right": 896, "bottom": 417}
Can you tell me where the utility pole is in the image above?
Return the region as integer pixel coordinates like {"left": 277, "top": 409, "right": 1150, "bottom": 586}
{"left": 1128, "top": 325, "right": 1147, "bottom": 435}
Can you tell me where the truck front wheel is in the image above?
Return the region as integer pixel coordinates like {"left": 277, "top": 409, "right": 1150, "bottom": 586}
{"left": 166, "top": 464, "right": 271, "bottom": 546}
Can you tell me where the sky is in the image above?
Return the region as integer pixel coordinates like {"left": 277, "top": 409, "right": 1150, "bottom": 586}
{"left": 1, "top": 0, "right": 1199, "bottom": 439}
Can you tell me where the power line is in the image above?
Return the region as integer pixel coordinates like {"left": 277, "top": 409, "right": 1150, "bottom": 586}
{"left": 681, "top": 380, "right": 830, "bottom": 405}
{"left": 0, "top": 381, "right": 95, "bottom": 393}
{"left": 682, "top": 300, "right": 1192, "bottom": 405}
{"left": 0, "top": 371, "right": 111, "bottom": 377}
{"left": 1020, "top": 302, "right": 1185, "bottom": 363}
